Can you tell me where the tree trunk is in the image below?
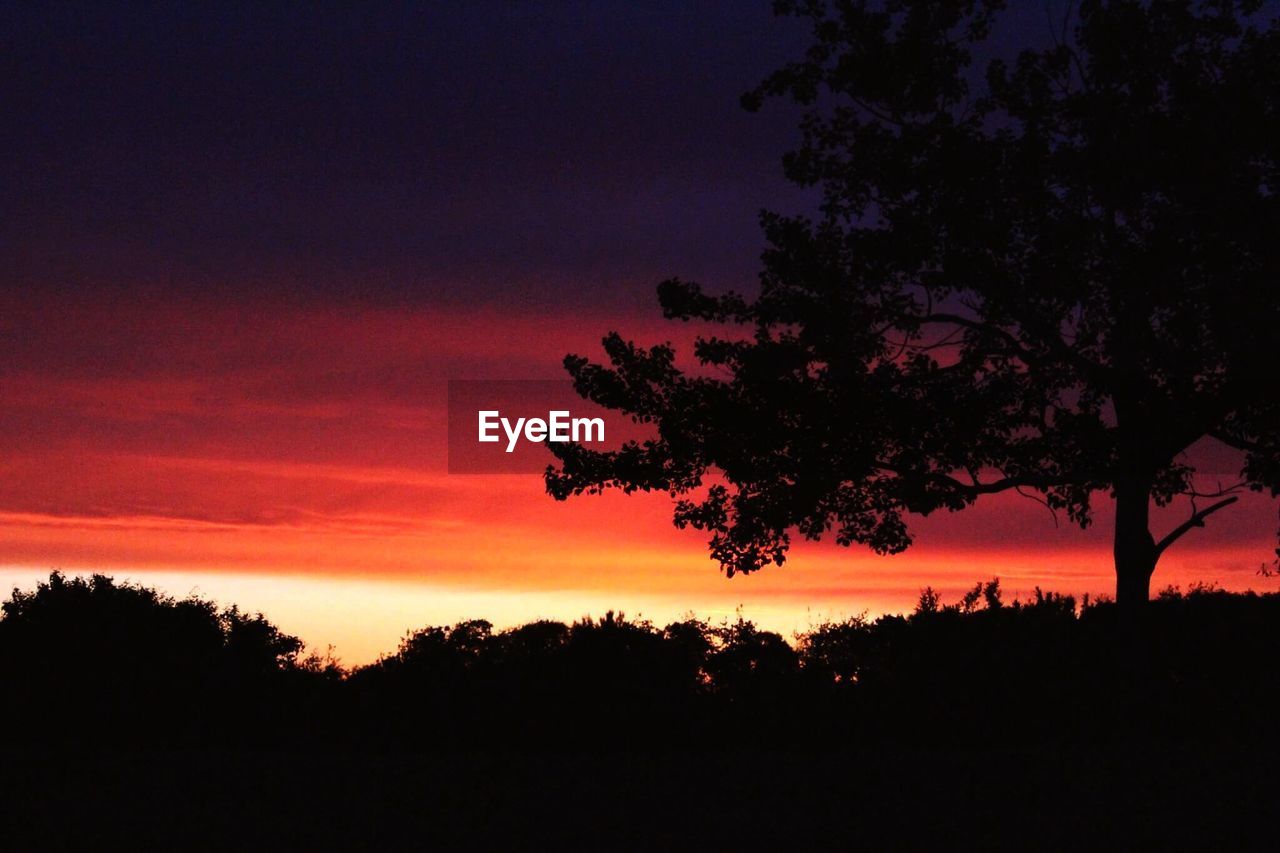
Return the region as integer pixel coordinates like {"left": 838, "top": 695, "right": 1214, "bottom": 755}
{"left": 1113, "top": 475, "right": 1157, "bottom": 611}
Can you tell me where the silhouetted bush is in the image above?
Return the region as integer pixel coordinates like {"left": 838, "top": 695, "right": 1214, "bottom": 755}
{"left": 4, "top": 570, "right": 1280, "bottom": 847}
{"left": 4, "top": 571, "right": 1280, "bottom": 753}
{"left": 0, "top": 572, "right": 316, "bottom": 744}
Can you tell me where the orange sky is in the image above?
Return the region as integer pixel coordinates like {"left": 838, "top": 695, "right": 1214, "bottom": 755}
{"left": 2, "top": 291, "right": 1277, "bottom": 663}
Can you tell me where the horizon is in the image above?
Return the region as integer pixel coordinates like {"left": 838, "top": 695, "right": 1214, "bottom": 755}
{"left": 4, "top": 1, "right": 1279, "bottom": 666}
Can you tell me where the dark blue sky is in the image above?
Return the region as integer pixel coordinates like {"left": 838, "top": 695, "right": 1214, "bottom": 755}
{"left": 5, "top": 1, "right": 1199, "bottom": 311}
{"left": 3, "top": 1, "right": 819, "bottom": 309}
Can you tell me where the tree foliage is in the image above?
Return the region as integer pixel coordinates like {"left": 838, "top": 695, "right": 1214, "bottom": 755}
{"left": 546, "top": 0, "right": 1280, "bottom": 600}
{"left": 0, "top": 572, "right": 312, "bottom": 737}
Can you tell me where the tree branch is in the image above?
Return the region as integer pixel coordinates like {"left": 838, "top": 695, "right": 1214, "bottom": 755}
{"left": 917, "top": 311, "right": 1111, "bottom": 387}
{"left": 876, "top": 465, "right": 1088, "bottom": 497}
{"left": 1154, "top": 496, "right": 1239, "bottom": 558}
{"left": 918, "top": 313, "right": 1033, "bottom": 361}
{"left": 1209, "top": 430, "right": 1261, "bottom": 454}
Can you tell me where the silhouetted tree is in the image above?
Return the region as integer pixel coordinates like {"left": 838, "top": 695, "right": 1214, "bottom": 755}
{"left": 9, "top": 569, "right": 1280, "bottom": 764}
{"left": 704, "top": 616, "right": 801, "bottom": 704}
{"left": 547, "top": 0, "right": 1280, "bottom": 609}
{"left": 0, "top": 572, "right": 309, "bottom": 737}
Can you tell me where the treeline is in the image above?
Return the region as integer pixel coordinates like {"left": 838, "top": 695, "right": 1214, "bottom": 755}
{"left": 3, "top": 572, "right": 1279, "bottom": 750}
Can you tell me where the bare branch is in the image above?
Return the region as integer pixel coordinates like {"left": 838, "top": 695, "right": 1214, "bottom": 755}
{"left": 1181, "top": 480, "right": 1247, "bottom": 500}
{"left": 1209, "top": 430, "right": 1261, "bottom": 454}
{"left": 1154, "top": 496, "right": 1239, "bottom": 558}
{"left": 917, "top": 313, "right": 1036, "bottom": 361}
{"left": 877, "top": 465, "right": 1091, "bottom": 498}
{"left": 1015, "top": 484, "right": 1060, "bottom": 526}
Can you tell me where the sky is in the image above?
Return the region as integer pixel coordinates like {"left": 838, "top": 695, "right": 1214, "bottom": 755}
{"left": 3, "top": 1, "right": 1278, "bottom": 664}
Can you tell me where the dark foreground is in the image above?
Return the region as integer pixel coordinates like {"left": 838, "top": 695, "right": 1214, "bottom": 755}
{"left": 4, "top": 742, "right": 1275, "bottom": 849}
{"left": 1, "top": 573, "right": 1277, "bottom": 848}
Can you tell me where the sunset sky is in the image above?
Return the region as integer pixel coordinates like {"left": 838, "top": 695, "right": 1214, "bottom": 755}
{"left": 4, "top": 2, "right": 1277, "bottom": 664}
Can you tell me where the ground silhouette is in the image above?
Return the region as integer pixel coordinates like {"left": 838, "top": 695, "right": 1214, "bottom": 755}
{"left": 1, "top": 571, "right": 1277, "bottom": 846}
